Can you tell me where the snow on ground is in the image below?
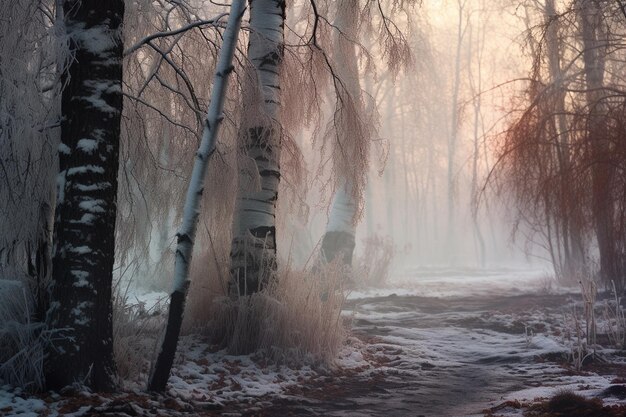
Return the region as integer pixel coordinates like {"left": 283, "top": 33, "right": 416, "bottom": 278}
{"left": 477, "top": 372, "right": 624, "bottom": 417}
{"left": 131, "top": 290, "right": 169, "bottom": 312}
{"left": 0, "top": 336, "right": 373, "bottom": 416}
{"left": 349, "top": 266, "right": 563, "bottom": 300}
{"left": 0, "top": 387, "right": 47, "bottom": 417}
{"left": 2, "top": 267, "right": 625, "bottom": 416}
{"left": 167, "top": 336, "right": 319, "bottom": 405}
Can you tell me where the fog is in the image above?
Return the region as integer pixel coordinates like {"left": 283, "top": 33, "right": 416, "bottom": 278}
{"left": 289, "top": 0, "right": 539, "bottom": 272}
{"left": 2, "top": 0, "right": 626, "bottom": 414}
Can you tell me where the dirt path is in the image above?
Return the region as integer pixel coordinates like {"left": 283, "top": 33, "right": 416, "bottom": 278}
{"left": 4, "top": 282, "right": 624, "bottom": 417}
{"left": 254, "top": 292, "right": 591, "bottom": 417}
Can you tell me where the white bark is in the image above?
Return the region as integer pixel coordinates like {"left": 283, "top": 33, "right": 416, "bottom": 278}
{"left": 327, "top": 181, "right": 358, "bottom": 235}
{"left": 148, "top": 0, "right": 247, "bottom": 392}
{"left": 171, "top": 0, "right": 246, "bottom": 293}
{"left": 321, "top": 0, "right": 361, "bottom": 265}
{"left": 230, "top": 0, "right": 285, "bottom": 296}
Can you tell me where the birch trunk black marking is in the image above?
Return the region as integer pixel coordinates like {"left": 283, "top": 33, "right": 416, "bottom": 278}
{"left": 321, "top": 1, "right": 361, "bottom": 268}
{"left": 230, "top": 0, "right": 285, "bottom": 297}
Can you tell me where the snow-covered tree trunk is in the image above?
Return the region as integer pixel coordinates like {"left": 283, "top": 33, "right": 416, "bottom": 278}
{"left": 321, "top": 0, "right": 361, "bottom": 266}
{"left": 45, "top": 0, "right": 124, "bottom": 391}
{"left": 147, "top": 0, "right": 247, "bottom": 392}
{"left": 229, "top": 0, "right": 285, "bottom": 297}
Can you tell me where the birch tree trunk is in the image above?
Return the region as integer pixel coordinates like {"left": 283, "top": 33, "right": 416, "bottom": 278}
{"left": 321, "top": 0, "right": 361, "bottom": 266}
{"left": 147, "top": 0, "right": 247, "bottom": 392}
{"left": 45, "top": 0, "right": 124, "bottom": 391}
{"left": 323, "top": 182, "right": 358, "bottom": 265}
{"left": 230, "top": 0, "right": 285, "bottom": 296}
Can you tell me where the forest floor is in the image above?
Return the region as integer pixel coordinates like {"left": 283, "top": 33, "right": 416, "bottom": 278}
{"left": 2, "top": 267, "right": 626, "bottom": 416}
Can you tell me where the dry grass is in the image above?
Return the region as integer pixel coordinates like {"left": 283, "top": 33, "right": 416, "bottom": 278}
{"left": 0, "top": 279, "right": 46, "bottom": 391}
{"left": 563, "top": 279, "right": 597, "bottom": 371}
{"left": 602, "top": 280, "right": 626, "bottom": 349}
{"left": 204, "top": 262, "right": 348, "bottom": 366}
{"left": 182, "top": 245, "right": 231, "bottom": 334}
{"left": 112, "top": 282, "right": 166, "bottom": 386}
{"left": 524, "top": 390, "right": 618, "bottom": 417}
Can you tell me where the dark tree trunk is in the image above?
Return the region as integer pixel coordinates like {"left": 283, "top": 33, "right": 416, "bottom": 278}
{"left": 580, "top": 0, "right": 618, "bottom": 289}
{"left": 29, "top": 202, "right": 53, "bottom": 323}
{"left": 45, "top": 0, "right": 124, "bottom": 392}
{"left": 147, "top": 284, "right": 188, "bottom": 392}
{"left": 321, "top": 231, "right": 356, "bottom": 265}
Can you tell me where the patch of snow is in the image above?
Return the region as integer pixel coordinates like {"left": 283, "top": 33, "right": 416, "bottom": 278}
{"left": 77, "top": 213, "right": 96, "bottom": 225}
{"left": 0, "top": 386, "right": 46, "bottom": 417}
{"left": 70, "top": 301, "right": 91, "bottom": 326}
{"left": 165, "top": 337, "right": 319, "bottom": 405}
{"left": 503, "top": 373, "right": 614, "bottom": 403}
{"left": 71, "top": 270, "right": 90, "bottom": 288}
{"left": 78, "top": 199, "right": 105, "bottom": 213}
{"left": 74, "top": 182, "right": 111, "bottom": 192}
{"left": 76, "top": 138, "right": 98, "bottom": 154}
{"left": 130, "top": 290, "right": 169, "bottom": 313}
{"left": 67, "top": 165, "right": 105, "bottom": 176}
{"left": 349, "top": 267, "right": 567, "bottom": 300}
{"left": 67, "top": 23, "right": 117, "bottom": 55}
{"left": 78, "top": 80, "right": 120, "bottom": 114}
{"left": 70, "top": 246, "right": 91, "bottom": 255}
{"left": 58, "top": 143, "right": 71, "bottom": 155}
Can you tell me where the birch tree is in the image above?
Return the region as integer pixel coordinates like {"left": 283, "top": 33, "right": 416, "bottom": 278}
{"left": 148, "top": 0, "right": 246, "bottom": 391}
{"left": 230, "top": 0, "right": 286, "bottom": 297}
{"left": 45, "top": 0, "right": 124, "bottom": 391}
{"left": 321, "top": 0, "right": 363, "bottom": 266}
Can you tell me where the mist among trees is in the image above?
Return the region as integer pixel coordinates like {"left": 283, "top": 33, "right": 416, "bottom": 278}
{"left": 1, "top": 0, "right": 626, "bottom": 415}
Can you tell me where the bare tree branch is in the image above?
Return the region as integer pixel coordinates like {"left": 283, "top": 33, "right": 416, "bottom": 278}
{"left": 124, "top": 15, "right": 227, "bottom": 56}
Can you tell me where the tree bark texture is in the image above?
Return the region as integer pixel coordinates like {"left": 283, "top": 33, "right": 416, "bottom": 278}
{"left": 148, "top": 0, "right": 247, "bottom": 391}
{"left": 321, "top": 0, "right": 361, "bottom": 266}
{"left": 230, "top": 0, "right": 286, "bottom": 297}
{"left": 45, "top": 0, "right": 124, "bottom": 392}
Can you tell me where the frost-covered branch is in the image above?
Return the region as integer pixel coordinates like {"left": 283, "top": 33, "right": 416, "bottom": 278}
{"left": 124, "top": 15, "right": 227, "bottom": 56}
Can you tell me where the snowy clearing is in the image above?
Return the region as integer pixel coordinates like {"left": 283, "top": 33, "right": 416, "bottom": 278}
{"left": 2, "top": 268, "right": 626, "bottom": 416}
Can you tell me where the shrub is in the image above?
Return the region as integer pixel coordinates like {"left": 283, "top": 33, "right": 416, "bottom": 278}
{"left": 204, "top": 262, "right": 348, "bottom": 366}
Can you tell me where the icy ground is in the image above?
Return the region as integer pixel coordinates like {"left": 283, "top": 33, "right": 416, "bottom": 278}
{"left": 2, "top": 267, "right": 626, "bottom": 416}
